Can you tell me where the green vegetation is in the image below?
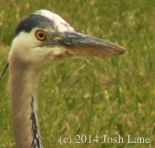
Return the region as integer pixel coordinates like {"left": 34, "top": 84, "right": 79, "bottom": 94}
{"left": 1, "top": 0, "right": 155, "bottom": 147}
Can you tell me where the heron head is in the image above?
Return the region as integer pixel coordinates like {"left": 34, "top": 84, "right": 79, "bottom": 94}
{"left": 9, "top": 9, "right": 126, "bottom": 69}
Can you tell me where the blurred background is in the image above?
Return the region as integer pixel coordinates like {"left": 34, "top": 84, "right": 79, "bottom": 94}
{"left": 0, "top": 0, "right": 155, "bottom": 147}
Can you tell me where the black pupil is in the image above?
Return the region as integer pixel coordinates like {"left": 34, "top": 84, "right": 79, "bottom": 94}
{"left": 38, "top": 32, "right": 44, "bottom": 38}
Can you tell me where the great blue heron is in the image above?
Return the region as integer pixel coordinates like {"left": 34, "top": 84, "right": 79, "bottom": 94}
{"left": 6, "top": 9, "right": 125, "bottom": 147}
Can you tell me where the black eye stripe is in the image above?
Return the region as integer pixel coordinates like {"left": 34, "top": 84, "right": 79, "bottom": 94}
{"left": 15, "top": 14, "right": 55, "bottom": 36}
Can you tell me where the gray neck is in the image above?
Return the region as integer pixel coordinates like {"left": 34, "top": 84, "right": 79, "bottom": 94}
{"left": 9, "top": 62, "right": 43, "bottom": 148}
{"left": 31, "top": 96, "right": 43, "bottom": 148}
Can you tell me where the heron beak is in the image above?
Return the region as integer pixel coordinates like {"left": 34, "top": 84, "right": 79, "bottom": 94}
{"left": 58, "top": 32, "right": 126, "bottom": 56}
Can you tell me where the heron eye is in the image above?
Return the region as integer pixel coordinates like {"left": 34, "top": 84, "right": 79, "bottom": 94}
{"left": 35, "top": 30, "right": 46, "bottom": 41}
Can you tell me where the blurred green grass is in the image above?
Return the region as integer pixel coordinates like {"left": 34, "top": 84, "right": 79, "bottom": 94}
{"left": 1, "top": 0, "right": 155, "bottom": 147}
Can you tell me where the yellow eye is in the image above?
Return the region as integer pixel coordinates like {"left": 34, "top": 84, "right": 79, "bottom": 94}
{"left": 35, "top": 30, "right": 46, "bottom": 41}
